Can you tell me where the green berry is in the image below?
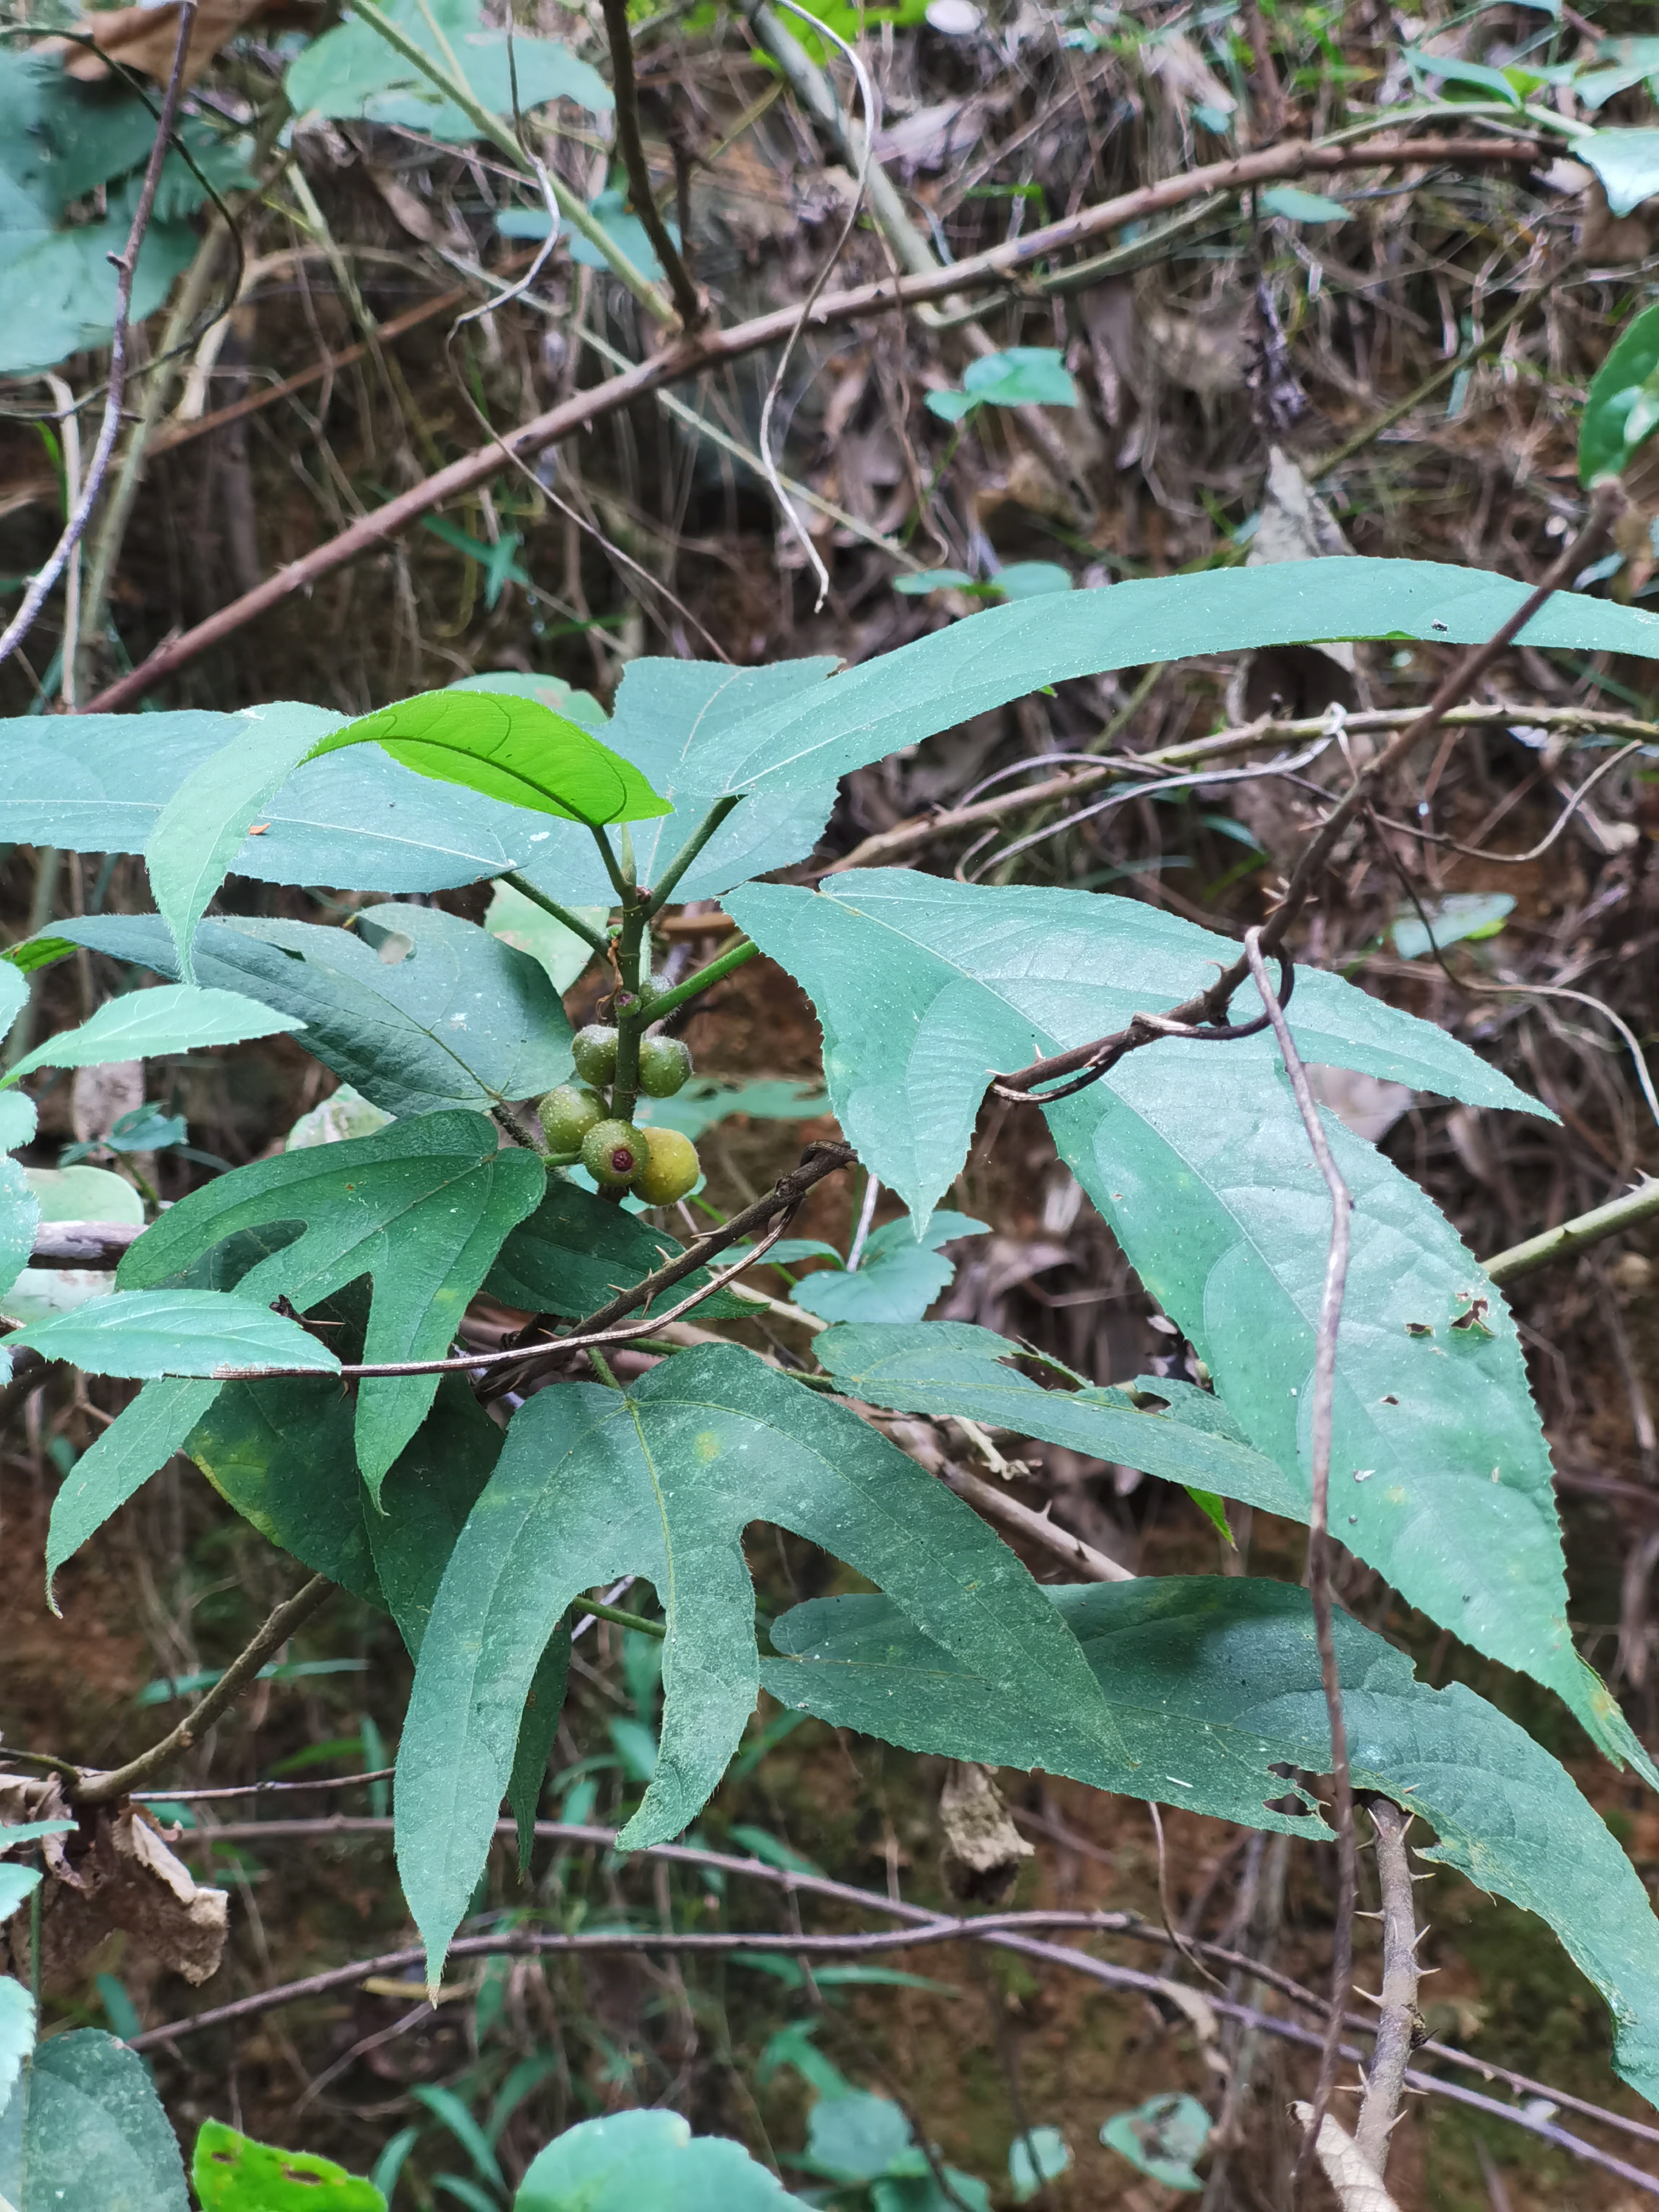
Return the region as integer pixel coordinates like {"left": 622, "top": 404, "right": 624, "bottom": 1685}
{"left": 637, "top": 968, "right": 676, "bottom": 1008}
{"left": 582, "top": 1118, "right": 646, "bottom": 1187}
{"left": 634, "top": 1126, "right": 700, "bottom": 1205}
{"left": 637, "top": 1035, "right": 693, "bottom": 1098}
{"left": 571, "top": 1024, "right": 619, "bottom": 1085}
{"left": 539, "top": 1084, "right": 606, "bottom": 1151}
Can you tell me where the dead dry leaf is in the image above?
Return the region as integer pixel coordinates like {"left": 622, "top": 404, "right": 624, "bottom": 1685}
{"left": 937, "top": 1761, "right": 1033, "bottom": 1905}
{"left": 50, "top": 0, "right": 297, "bottom": 85}
{"left": 12, "top": 1806, "right": 228, "bottom": 1992}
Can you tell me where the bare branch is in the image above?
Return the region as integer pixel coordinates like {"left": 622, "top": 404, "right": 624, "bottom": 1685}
{"left": 597, "top": 0, "right": 706, "bottom": 329}
{"left": 1355, "top": 1798, "right": 1423, "bottom": 2174}
{"left": 1290, "top": 2103, "right": 1399, "bottom": 2212}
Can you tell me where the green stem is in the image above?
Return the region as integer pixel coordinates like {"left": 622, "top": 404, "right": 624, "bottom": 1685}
{"left": 581, "top": 1594, "right": 665, "bottom": 1638}
{"left": 1481, "top": 1180, "right": 1659, "bottom": 1288}
{"left": 608, "top": 893, "right": 649, "bottom": 1137}
{"left": 588, "top": 822, "right": 634, "bottom": 908}
{"left": 500, "top": 870, "right": 614, "bottom": 957}
{"left": 586, "top": 1347, "right": 623, "bottom": 1389}
{"left": 645, "top": 795, "right": 743, "bottom": 916}
{"left": 343, "top": 0, "right": 676, "bottom": 324}
{"left": 644, "top": 937, "right": 760, "bottom": 1022}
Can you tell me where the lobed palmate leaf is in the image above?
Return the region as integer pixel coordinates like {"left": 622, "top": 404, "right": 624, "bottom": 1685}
{"left": 395, "top": 1342, "right": 1121, "bottom": 1980}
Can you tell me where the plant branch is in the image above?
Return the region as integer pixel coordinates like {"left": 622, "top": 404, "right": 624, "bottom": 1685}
{"left": 498, "top": 871, "right": 614, "bottom": 956}
{"left": 344, "top": 0, "right": 674, "bottom": 323}
{"left": 1483, "top": 1179, "right": 1659, "bottom": 1287}
{"left": 597, "top": 0, "right": 706, "bottom": 328}
{"left": 1355, "top": 1798, "right": 1423, "bottom": 2175}
{"left": 85, "top": 133, "right": 1542, "bottom": 712}
{"left": 942, "top": 1459, "right": 1134, "bottom": 1583}
{"left": 642, "top": 936, "right": 760, "bottom": 1021}
{"left": 1292, "top": 2105, "right": 1399, "bottom": 2212}
{"left": 645, "top": 797, "right": 745, "bottom": 917}
{"left": 0, "top": 0, "right": 198, "bottom": 674}
{"left": 71, "top": 1575, "right": 333, "bottom": 1808}
{"left": 1244, "top": 927, "right": 1356, "bottom": 2186}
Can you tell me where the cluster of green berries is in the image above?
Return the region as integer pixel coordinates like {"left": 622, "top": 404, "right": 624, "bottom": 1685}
{"left": 538, "top": 990, "right": 700, "bottom": 1205}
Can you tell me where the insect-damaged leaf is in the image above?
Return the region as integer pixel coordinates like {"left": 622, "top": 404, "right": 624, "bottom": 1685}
{"left": 762, "top": 1575, "right": 1659, "bottom": 2111}
{"left": 115, "top": 1113, "right": 543, "bottom": 1492}
{"left": 727, "top": 872, "right": 1652, "bottom": 1785}
{"left": 394, "top": 1343, "right": 1119, "bottom": 1981}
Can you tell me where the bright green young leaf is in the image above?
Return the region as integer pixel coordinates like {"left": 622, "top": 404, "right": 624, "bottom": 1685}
{"left": 1101, "top": 2095, "right": 1208, "bottom": 2191}
{"left": 1404, "top": 46, "right": 1525, "bottom": 106}
{"left": 0, "top": 2029, "right": 189, "bottom": 2211}
{"left": 1580, "top": 298, "right": 1659, "bottom": 484}
{"left": 791, "top": 1213, "right": 987, "bottom": 1326}
{"left": 117, "top": 1113, "right": 544, "bottom": 1492}
{"left": 286, "top": 0, "right": 610, "bottom": 139}
{"left": 2, "top": 985, "right": 301, "bottom": 1088}
{"left": 192, "top": 2118, "right": 386, "bottom": 2210}
{"left": 1391, "top": 890, "right": 1513, "bottom": 960}
{"left": 0, "top": 1979, "right": 35, "bottom": 2117}
{"left": 310, "top": 690, "right": 671, "bottom": 826}
{"left": 1260, "top": 185, "right": 1350, "bottom": 223}
{"left": 395, "top": 1343, "right": 1120, "bottom": 1977}
{"left": 0, "top": 711, "right": 540, "bottom": 893}
{"left": 144, "top": 705, "right": 342, "bottom": 981}
{"left": 45, "top": 906, "right": 574, "bottom": 1118}
{"left": 515, "top": 2110, "right": 807, "bottom": 2211}
{"left": 727, "top": 871, "right": 1649, "bottom": 1781}
{"left": 1580, "top": 128, "right": 1659, "bottom": 219}
{"left": 762, "top": 1575, "right": 1659, "bottom": 2108}
{"left": 45, "top": 1377, "right": 223, "bottom": 1600}
{"left": 505, "top": 657, "right": 842, "bottom": 908}
{"left": 815, "top": 1322, "right": 1300, "bottom": 1512}
{"left": 695, "top": 563, "right": 1659, "bottom": 797}
{"left": 926, "top": 348, "right": 1078, "bottom": 421}
{"left": 5, "top": 1289, "right": 339, "bottom": 1381}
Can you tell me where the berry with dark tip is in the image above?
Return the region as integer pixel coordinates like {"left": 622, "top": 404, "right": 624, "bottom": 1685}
{"left": 582, "top": 1118, "right": 646, "bottom": 1187}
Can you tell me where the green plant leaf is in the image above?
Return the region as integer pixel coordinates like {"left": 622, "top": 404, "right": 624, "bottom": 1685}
{"left": 1101, "top": 2095, "right": 1208, "bottom": 2191}
{"left": 1580, "top": 128, "right": 1659, "bottom": 218}
{"left": 3, "top": 985, "right": 301, "bottom": 1088}
{"left": 1580, "top": 298, "right": 1659, "bottom": 484}
{"left": 964, "top": 346, "right": 1078, "bottom": 408}
{"left": 0, "top": 2029, "right": 189, "bottom": 2211}
{"left": 143, "top": 706, "right": 343, "bottom": 982}
{"left": 1391, "top": 891, "right": 1513, "bottom": 960}
{"left": 310, "top": 691, "right": 671, "bottom": 826}
{"left": 0, "top": 712, "right": 538, "bottom": 893}
{"left": 762, "top": 1574, "right": 1659, "bottom": 2108}
{"left": 0, "top": 1160, "right": 39, "bottom": 1313}
{"left": 791, "top": 1212, "right": 987, "bottom": 1326}
{"left": 0, "top": 216, "right": 196, "bottom": 378}
{"left": 637, "top": 1077, "right": 833, "bottom": 1142}
{"left": 814, "top": 1322, "right": 1300, "bottom": 1512}
{"left": 286, "top": 0, "right": 610, "bottom": 140}
{"left": 505, "top": 658, "right": 842, "bottom": 909}
{"left": 185, "top": 1377, "right": 385, "bottom": 1609}
{"left": 116, "top": 1113, "right": 544, "bottom": 1492}
{"left": 1008, "top": 2126, "right": 1070, "bottom": 2202}
{"left": 483, "top": 1174, "right": 746, "bottom": 1319}
{"left": 7, "top": 1288, "right": 337, "bottom": 1381}
{"left": 993, "top": 560, "right": 1073, "bottom": 600}
{"left": 693, "top": 563, "right": 1659, "bottom": 796}
{"left": 563, "top": 187, "right": 682, "bottom": 283}
{"left": 515, "top": 2110, "right": 808, "bottom": 2211}
{"left": 1404, "top": 45, "right": 1525, "bottom": 106}
{"left": 24, "top": 1165, "right": 144, "bottom": 1226}
{"left": 806, "top": 2093, "right": 916, "bottom": 2181}
{"left": 726, "top": 871, "right": 1647, "bottom": 1777}
{"left": 45, "top": 906, "right": 574, "bottom": 1118}
{"left": 0, "top": 1867, "right": 39, "bottom": 1923}
{"left": 44, "top": 1377, "right": 223, "bottom": 1600}
{"left": 484, "top": 882, "right": 608, "bottom": 993}
{"left": 1259, "top": 185, "right": 1350, "bottom": 222}
{"left": 395, "top": 1342, "right": 1120, "bottom": 1977}
{"left": 192, "top": 2117, "right": 386, "bottom": 2210}
{"left": 0, "top": 1979, "right": 35, "bottom": 2117}
{"left": 365, "top": 1381, "right": 502, "bottom": 1654}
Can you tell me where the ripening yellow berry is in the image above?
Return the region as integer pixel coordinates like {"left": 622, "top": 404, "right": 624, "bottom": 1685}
{"left": 633, "top": 1125, "right": 700, "bottom": 1205}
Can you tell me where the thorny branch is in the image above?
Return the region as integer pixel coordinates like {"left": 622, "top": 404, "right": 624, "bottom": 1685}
{"left": 123, "top": 1816, "right": 1659, "bottom": 2194}
{"left": 1243, "top": 927, "right": 1356, "bottom": 2191}
{"left": 0, "top": 0, "right": 199, "bottom": 674}
{"left": 1354, "top": 1798, "right": 1424, "bottom": 2176}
